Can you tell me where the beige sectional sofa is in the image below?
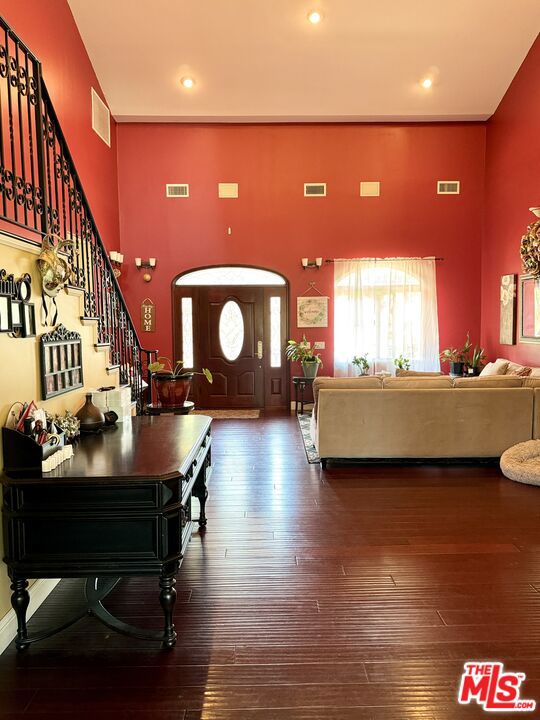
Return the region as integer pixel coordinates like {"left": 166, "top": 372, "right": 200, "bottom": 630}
{"left": 311, "top": 375, "right": 540, "bottom": 466}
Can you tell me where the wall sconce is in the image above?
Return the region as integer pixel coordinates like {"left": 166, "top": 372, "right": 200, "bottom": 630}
{"left": 301, "top": 257, "right": 323, "bottom": 269}
{"left": 109, "top": 251, "right": 124, "bottom": 278}
{"left": 135, "top": 257, "right": 157, "bottom": 283}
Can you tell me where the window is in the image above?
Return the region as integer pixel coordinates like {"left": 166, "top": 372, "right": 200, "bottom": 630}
{"left": 334, "top": 258, "right": 440, "bottom": 375}
{"left": 181, "top": 297, "right": 194, "bottom": 368}
{"left": 270, "top": 296, "right": 281, "bottom": 367}
{"left": 176, "top": 266, "right": 285, "bottom": 286}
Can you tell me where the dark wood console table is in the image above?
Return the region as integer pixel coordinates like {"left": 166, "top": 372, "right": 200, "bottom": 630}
{"left": 1, "top": 415, "right": 212, "bottom": 650}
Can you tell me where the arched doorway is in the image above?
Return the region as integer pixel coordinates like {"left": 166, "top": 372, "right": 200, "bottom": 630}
{"left": 172, "top": 265, "right": 289, "bottom": 409}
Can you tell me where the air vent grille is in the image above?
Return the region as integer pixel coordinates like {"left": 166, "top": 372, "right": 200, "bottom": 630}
{"left": 218, "top": 183, "right": 239, "bottom": 198}
{"left": 304, "top": 183, "right": 326, "bottom": 197}
{"left": 166, "top": 184, "right": 189, "bottom": 198}
{"left": 91, "top": 88, "right": 111, "bottom": 147}
{"left": 360, "top": 181, "right": 380, "bottom": 197}
{"left": 437, "top": 180, "right": 460, "bottom": 195}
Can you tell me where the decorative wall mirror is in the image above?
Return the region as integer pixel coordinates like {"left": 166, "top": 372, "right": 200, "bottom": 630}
{"left": 519, "top": 274, "right": 540, "bottom": 343}
{"left": 0, "top": 270, "right": 33, "bottom": 337}
{"left": 40, "top": 324, "right": 83, "bottom": 399}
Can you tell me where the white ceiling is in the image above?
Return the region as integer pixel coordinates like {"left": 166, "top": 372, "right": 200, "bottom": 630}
{"left": 68, "top": 0, "right": 540, "bottom": 123}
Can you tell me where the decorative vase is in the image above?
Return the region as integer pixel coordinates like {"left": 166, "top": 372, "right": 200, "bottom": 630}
{"left": 153, "top": 373, "right": 193, "bottom": 408}
{"left": 450, "top": 361, "right": 464, "bottom": 377}
{"left": 76, "top": 393, "right": 105, "bottom": 433}
{"left": 301, "top": 361, "right": 319, "bottom": 379}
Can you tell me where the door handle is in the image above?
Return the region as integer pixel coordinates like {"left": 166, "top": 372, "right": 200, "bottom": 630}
{"left": 257, "top": 340, "right": 263, "bottom": 360}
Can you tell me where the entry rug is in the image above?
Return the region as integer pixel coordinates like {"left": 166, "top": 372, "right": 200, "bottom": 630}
{"left": 192, "top": 409, "right": 261, "bottom": 419}
{"left": 297, "top": 413, "right": 320, "bottom": 464}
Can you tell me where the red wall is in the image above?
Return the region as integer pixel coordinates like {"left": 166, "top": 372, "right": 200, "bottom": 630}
{"left": 117, "top": 122, "right": 486, "bottom": 368}
{"left": 481, "top": 35, "right": 540, "bottom": 364}
{"left": 0, "top": 0, "right": 120, "bottom": 249}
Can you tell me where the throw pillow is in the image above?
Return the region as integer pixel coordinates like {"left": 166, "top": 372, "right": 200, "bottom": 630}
{"left": 480, "top": 359, "right": 509, "bottom": 376}
{"left": 497, "top": 359, "right": 532, "bottom": 377}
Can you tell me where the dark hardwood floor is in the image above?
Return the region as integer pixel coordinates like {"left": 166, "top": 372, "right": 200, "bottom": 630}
{"left": 2, "top": 415, "right": 540, "bottom": 718}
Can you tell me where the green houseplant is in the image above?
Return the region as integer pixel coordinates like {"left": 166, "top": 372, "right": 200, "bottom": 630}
{"left": 352, "top": 354, "right": 370, "bottom": 376}
{"left": 466, "top": 345, "right": 487, "bottom": 376}
{"left": 440, "top": 333, "right": 472, "bottom": 376}
{"left": 286, "top": 336, "right": 323, "bottom": 378}
{"left": 394, "top": 354, "right": 411, "bottom": 371}
{"left": 148, "top": 357, "right": 213, "bottom": 408}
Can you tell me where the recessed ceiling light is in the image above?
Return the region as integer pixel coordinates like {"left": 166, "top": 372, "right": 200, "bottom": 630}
{"left": 421, "top": 77, "right": 433, "bottom": 90}
{"left": 181, "top": 77, "right": 195, "bottom": 89}
{"left": 307, "top": 10, "right": 323, "bottom": 24}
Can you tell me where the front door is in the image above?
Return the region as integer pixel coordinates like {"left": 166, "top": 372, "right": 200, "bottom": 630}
{"left": 196, "top": 286, "right": 264, "bottom": 408}
{"left": 173, "top": 275, "right": 289, "bottom": 410}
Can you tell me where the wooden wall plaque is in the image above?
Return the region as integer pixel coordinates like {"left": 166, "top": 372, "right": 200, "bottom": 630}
{"left": 141, "top": 298, "right": 155, "bottom": 333}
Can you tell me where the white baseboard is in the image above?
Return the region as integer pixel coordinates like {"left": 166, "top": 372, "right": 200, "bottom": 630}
{"left": 0, "top": 578, "right": 60, "bottom": 654}
{"left": 290, "top": 401, "right": 314, "bottom": 411}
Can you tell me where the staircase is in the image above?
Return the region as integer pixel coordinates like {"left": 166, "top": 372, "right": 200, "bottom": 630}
{"left": 0, "top": 16, "right": 155, "bottom": 412}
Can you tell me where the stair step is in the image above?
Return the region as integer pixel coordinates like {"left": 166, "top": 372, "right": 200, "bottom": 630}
{"left": 94, "top": 343, "right": 110, "bottom": 352}
{"left": 65, "top": 285, "right": 84, "bottom": 297}
{"left": 106, "top": 364, "right": 120, "bottom": 374}
{"left": 80, "top": 316, "right": 99, "bottom": 325}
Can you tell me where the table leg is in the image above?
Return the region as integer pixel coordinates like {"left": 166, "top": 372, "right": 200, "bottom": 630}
{"left": 159, "top": 573, "right": 177, "bottom": 649}
{"left": 10, "top": 578, "right": 29, "bottom": 650}
{"left": 300, "top": 381, "right": 306, "bottom": 415}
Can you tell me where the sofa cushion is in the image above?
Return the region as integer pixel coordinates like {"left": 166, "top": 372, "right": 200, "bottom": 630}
{"left": 454, "top": 376, "right": 523, "bottom": 388}
{"left": 313, "top": 376, "right": 382, "bottom": 414}
{"left": 480, "top": 359, "right": 509, "bottom": 376}
{"left": 522, "top": 377, "right": 540, "bottom": 388}
{"left": 383, "top": 376, "right": 453, "bottom": 389}
{"left": 529, "top": 368, "right": 540, "bottom": 377}
{"left": 396, "top": 369, "right": 443, "bottom": 377}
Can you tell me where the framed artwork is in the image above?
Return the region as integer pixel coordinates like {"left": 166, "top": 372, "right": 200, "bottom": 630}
{"left": 22, "top": 303, "right": 36, "bottom": 337}
{"left": 297, "top": 296, "right": 329, "bottom": 328}
{"left": 40, "top": 324, "right": 83, "bottom": 399}
{"left": 0, "top": 294, "right": 13, "bottom": 332}
{"left": 519, "top": 274, "right": 540, "bottom": 343}
{"left": 500, "top": 274, "right": 517, "bottom": 345}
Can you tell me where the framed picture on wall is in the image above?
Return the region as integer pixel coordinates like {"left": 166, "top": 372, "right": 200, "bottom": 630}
{"left": 519, "top": 274, "right": 540, "bottom": 343}
{"left": 0, "top": 294, "right": 13, "bottom": 332}
{"left": 500, "top": 274, "right": 517, "bottom": 345}
{"left": 297, "top": 296, "right": 329, "bottom": 328}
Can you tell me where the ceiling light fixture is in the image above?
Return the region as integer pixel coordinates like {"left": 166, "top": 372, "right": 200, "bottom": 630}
{"left": 421, "top": 77, "right": 433, "bottom": 90}
{"left": 307, "top": 10, "right": 322, "bottom": 24}
{"left": 181, "top": 77, "right": 195, "bottom": 89}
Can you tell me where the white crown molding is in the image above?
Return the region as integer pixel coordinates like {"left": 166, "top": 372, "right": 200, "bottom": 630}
{"left": 0, "top": 232, "right": 41, "bottom": 256}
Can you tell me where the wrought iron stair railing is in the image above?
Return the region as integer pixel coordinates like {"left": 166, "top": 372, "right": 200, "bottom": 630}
{"left": 0, "top": 16, "right": 155, "bottom": 411}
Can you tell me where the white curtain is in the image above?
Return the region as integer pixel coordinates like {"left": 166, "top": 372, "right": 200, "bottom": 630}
{"left": 334, "top": 258, "right": 440, "bottom": 376}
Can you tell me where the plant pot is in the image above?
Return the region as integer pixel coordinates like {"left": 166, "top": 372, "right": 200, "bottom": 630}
{"left": 449, "top": 361, "right": 464, "bottom": 377}
{"left": 153, "top": 373, "right": 194, "bottom": 408}
{"left": 301, "top": 361, "right": 319, "bottom": 379}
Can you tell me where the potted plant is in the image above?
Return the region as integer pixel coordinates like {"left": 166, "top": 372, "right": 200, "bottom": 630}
{"left": 352, "top": 354, "right": 370, "bottom": 376}
{"left": 286, "top": 336, "right": 323, "bottom": 378}
{"left": 466, "top": 345, "right": 486, "bottom": 376}
{"left": 148, "top": 357, "right": 213, "bottom": 408}
{"left": 440, "top": 333, "right": 472, "bottom": 376}
{"left": 394, "top": 354, "right": 411, "bottom": 372}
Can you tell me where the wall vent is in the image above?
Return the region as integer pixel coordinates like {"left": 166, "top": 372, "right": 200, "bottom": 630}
{"left": 360, "top": 181, "right": 380, "bottom": 197}
{"left": 304, "top": 183, "right": 326, "bottom": 197}
{"left": 91, "top": 88, "right": 111, "bottom": 147}
{"left": 166, "top": 184, "right": 189, "bottom": 198}
{"left": 218, "top": 183, "right": 239, "bottom": 198}
{"left": 437, "top": 180, "right": 460, "bottom": 195}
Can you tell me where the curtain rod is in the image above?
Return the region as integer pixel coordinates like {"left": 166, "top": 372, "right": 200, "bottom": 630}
{"left": 325, "top": 256, "right": 444, "bottom": 263}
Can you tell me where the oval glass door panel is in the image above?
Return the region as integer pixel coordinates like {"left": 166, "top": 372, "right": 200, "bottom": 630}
{"left": 219, "top": 300, "right": 244, "bottom": 361}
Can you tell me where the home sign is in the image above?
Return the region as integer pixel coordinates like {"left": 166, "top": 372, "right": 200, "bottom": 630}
{"left": 141, "top": 298, "right": 155, "bottom": 332}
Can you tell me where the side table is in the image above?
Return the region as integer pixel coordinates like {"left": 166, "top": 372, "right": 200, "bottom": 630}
{"left": 293, "top": 376, "right": 315, "bottom": 414}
